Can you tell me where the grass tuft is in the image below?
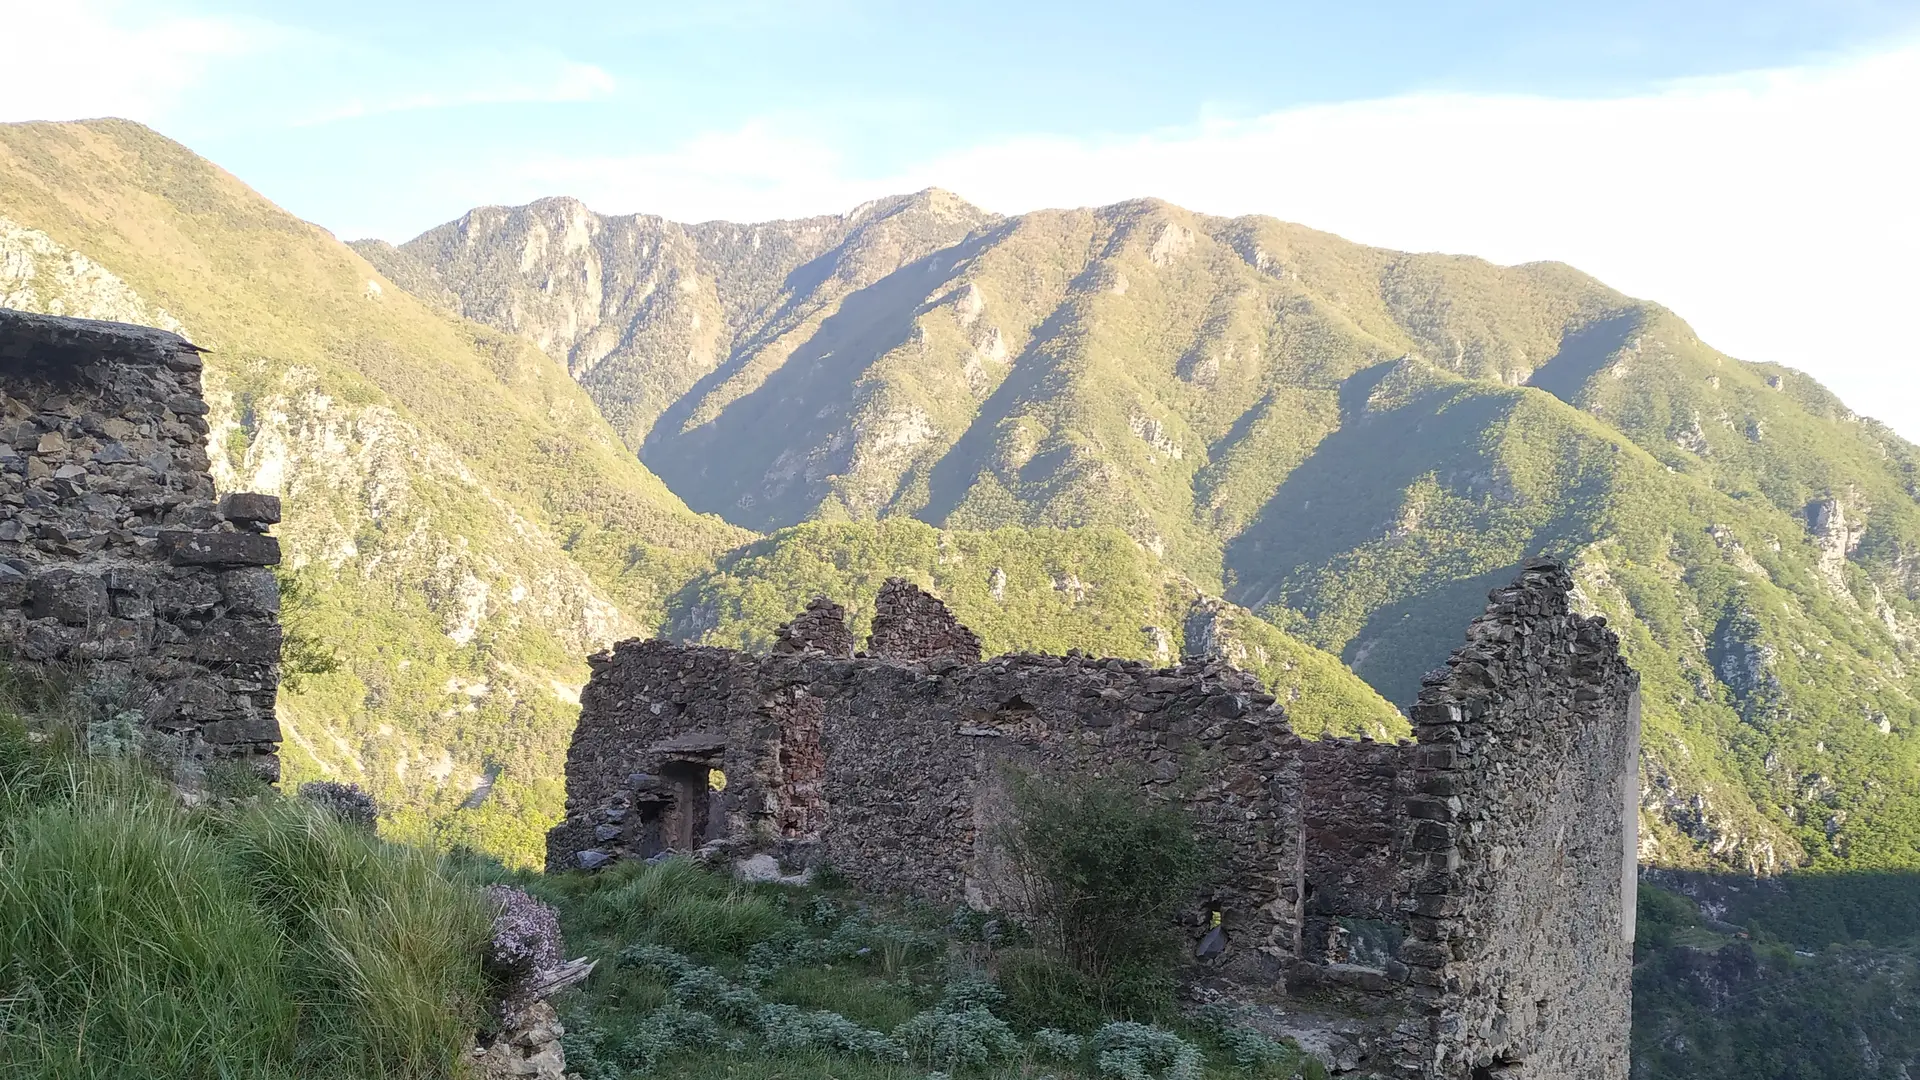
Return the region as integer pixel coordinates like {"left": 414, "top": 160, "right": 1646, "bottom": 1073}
{"left": 0, "top": 724, "right": 491, "bottom": 1079}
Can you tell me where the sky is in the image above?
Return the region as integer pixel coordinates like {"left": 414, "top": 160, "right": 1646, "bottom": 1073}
{"left": 3, "top": 0, "right": 1919, "bottom": 437}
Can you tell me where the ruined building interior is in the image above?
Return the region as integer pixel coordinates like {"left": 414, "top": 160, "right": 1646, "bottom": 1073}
{"left": 551, "top": 571, "right": 1640, "bottom": 1078}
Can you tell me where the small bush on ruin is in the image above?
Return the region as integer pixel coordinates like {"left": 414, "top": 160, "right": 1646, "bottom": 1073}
{"left": 999, "top": 771, "right": 1211, "bottom": 1007}
{"left": 482, "top": 883, "right": 570, "bottom": 1020}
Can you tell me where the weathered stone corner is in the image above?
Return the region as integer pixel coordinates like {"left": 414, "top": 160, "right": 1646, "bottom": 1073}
{"left": 0, "top": 308, "right": 284, "bottom": 782}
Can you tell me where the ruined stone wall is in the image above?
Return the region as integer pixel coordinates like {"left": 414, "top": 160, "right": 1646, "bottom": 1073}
{"left": 814, "top": 651, "right": 1303, "bottom": 980}
{"left": 771, "top": 597, "right": 854, "bottom": 657}
{"left": 0, "top": 310, "right": 283, "bottom": 779}
{"left": 1298, "top": 736, "right": 1413, "bottom": 974}
{"left": 866, "top": 577, "right": 981, "bottom": 662}
{"left": 548, "top": 639, "right": 761, "bottom": 872}
{"left": 550, "top": 567, "right": 1638, "bottom": 1079}
{"left": 1396, "top": 560, "right": 1638, "bottom": 1079}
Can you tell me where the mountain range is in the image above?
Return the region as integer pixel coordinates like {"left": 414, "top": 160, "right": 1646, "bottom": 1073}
{"left": 6, "top": 120, "right": 1920, "bottom": 893}
{"left": 358, "top": 179, "right": 1920, "bottom": 878}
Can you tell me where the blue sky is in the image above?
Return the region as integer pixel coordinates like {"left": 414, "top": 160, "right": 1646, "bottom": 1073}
{"left": 4, "top": 1, "right": 1920, "bottom": 434}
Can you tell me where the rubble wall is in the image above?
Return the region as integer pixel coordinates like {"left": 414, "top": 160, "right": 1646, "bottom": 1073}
{"left": 1298, "top": 737, "right": 1413, "bottom": 969}
{"left": 814, "top": 651, "right": 1303, "bottom": 981}
{"left": 0, "top": 310, "right": 283, "bottom": 779}
{"left": 1397, "top": 560, "right": 1639, "bottom": 1079}
{"left": 550, "top": 569, "right": 1639, "bottom": 1079}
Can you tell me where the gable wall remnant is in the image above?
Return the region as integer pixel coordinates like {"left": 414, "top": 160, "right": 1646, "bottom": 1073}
{"left": 0, "top": 310, "right": 284, "bottom": 781}
{"left": 552, "top": 566, "right": 1638, "bottom": 1079}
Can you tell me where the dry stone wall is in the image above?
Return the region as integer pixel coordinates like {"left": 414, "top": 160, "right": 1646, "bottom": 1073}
{"left": 551, "top": 568, "right": 1638, "bottom": 1079}
{"left": 866, "top": 576, "right": 981, "bottom": 662}
{"left": 0, "top": 310, "right": 283, "bottom": 779}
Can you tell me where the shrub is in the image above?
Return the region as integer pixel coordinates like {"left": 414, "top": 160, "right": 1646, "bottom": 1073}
{"left": 939, "top": 974, "right": 1006, "bottom": 1012}
{"left": 671, "top": 965, "right": 767, "bottom": 1026}
{"left": 297, "top": 779, "right": 380, "bottom": 829}
{"left": 895, "top": 1006, "right": 1022, "bottom": 1069}
{"left": 757, "top": 1002, "right": 902, "bottom": 1059}
{"left": 996, "top": 947, "right": 1104, "bottom": 1033}
{"left": 1032, "top": 1027, "right": 1086, "bottom": 1062}
{"left": 616, "top": 942, "right": 700, "bottom": 980}
{"left": 1217, "top": 1024, "right": 1309, "bottom": 1072}
{"left": 1091, "top": 1021, "right": 1205, "bottom": 1080}
{"left": 618, "top": 1005, "right": 722, "bottom": 1072}
{"left": 1000, "top": 771, "right": 1210, "bottom": 996}
{"left": 483, "top": 884, "right": 567, "bottom": 1014}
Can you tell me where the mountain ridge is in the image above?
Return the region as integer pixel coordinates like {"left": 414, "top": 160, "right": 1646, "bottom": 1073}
{"left": 0, "top": 119, "right": 1395, "bottom": 864}
{"left": 389, "top": 186, "right": 1920, "bottom": 876}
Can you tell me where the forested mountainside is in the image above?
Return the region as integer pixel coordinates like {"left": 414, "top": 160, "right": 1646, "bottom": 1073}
{"left": 391, "top": 189, "right": 1920, "bottom": 878}
{"left": 0, "top": 119, "right": 744, "bottom": 857}
{"left": 0, "top": 120, "right": 1387, "bottom": 862}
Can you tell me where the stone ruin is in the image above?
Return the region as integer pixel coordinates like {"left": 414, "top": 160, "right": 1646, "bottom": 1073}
{"left": 0, "top": 309, "right": 283, "bottom": 781}
{"left": 551, "top": 567, "right": 1640, "bottom": 1078}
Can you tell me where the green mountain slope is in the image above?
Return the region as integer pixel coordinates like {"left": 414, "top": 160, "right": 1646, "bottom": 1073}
{"left": 666, "top": 518, "right": 1405, "bottom": 740}
{"left": 0, "top": 121, "right": 1390, "bottom": 867}
{"left": 399, "top": 191, "right": 1920, "bottom": 875}
{"left": 0, "top": 119, "right": 748, "bottom": 863}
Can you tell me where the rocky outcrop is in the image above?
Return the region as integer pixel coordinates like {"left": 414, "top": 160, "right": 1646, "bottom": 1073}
{"left": 0, "top": 309, "right": 283, "bottom": 780}
{"left": 1807, "top": 496, "right": 1866, "bottom": 597}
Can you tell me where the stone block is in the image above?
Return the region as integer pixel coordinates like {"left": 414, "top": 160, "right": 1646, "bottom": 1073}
{"left": 201, "top": 711, "right": 283, "bottom": 744}
{"left": 219, "top": 492, "right": 281, "bottom": 525}
{"left": 159, "top": 529, "right": 280, "bottom": 566}
{"left": 69, "top": 617, "right": 151, "bottom": 660}
{"left": 219, "top": 567, "right": 281, "bottom": 616}
{"left": 192, "top": 618, "right": 283, "bottom": 663}
{"left": 154, "top": 576, "right": 223, "bottom": 615}
{"left": 29, "top": 568, "right": 108, "bottom": 625}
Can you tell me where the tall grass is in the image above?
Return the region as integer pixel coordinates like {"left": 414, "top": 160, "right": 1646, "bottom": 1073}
{"left": 0, "top": 717, "right": 492, "bottom": 1079}
{"left": 551, "top": 856, "right": 795, "bottom": 961}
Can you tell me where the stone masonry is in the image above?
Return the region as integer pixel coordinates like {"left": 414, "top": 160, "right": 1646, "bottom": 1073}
{"left": 552, "top": 564, "right": 1639, "bottom": 1079}
{"left": 0, "top": 309, "right": 283, "bottom": 780}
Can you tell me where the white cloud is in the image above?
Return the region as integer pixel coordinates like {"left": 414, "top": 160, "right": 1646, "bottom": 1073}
{"left": 289, "top": 57, "right": 617, "bottom": 127}
{"left": 530, "top": 44, "right": 1920, "bottom": 438}
{"left": 0, "top": 0, "right": 615, "bottom": 131}
{"left": 0, "top": 0, "right": 278, "bottom": 123}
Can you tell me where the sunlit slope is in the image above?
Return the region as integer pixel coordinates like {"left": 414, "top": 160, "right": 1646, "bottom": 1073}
{"left": 666, "top": 518, "right": 1406, "bottom": 741}
{"left": 0, "top": 119, "right": 746, "bottom": 864}
{"left": 405, "top": 188, "right": 1920, "bottom": 873}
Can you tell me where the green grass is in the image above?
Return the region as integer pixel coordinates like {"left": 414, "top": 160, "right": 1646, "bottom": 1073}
{"left": 465, "top": 855, "right": 1324, "bottom": 1080}
{"left": 0, "top": 719, "right": 491, "bottom": 1079}
{"left": 549, "top": 856, "right": 795, "bottom": 962}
